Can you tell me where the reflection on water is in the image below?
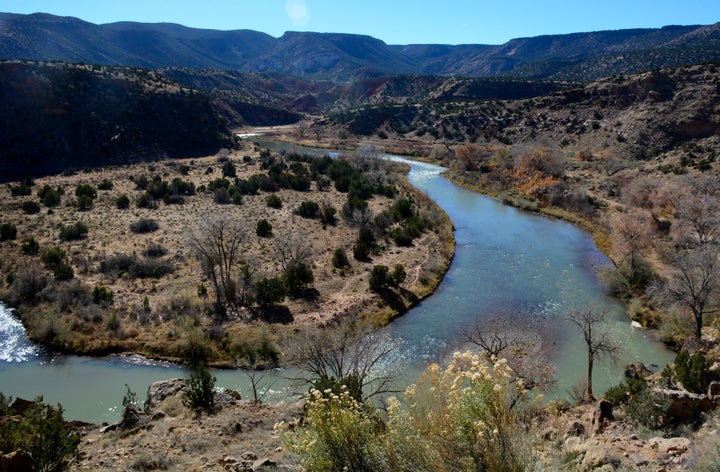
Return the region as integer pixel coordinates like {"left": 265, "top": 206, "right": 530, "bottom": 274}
{"left": 0, "top": 146, "right": 674, "bottom": 421}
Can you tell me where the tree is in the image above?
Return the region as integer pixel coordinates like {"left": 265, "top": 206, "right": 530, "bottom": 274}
{"left": 355, "top": 142, "right": 380, "bottom": 170}
{"left": 275, "top": 234, "right": 313, "bottom": 272}
{"left": 182, "top": 363, "right": 216, "bottom": 413}
{"left": 290, "top": 320, "right": 399, "bottom": 402}
{"left": 658, "top": 246, "right": 720, "bottom": 341}
{"left": 0, "top": 396, "right": 80, "bottom": 472}
{"left": 188, "top": 218, "right": 249, "bottom": 318}
{"left": 256, "top": 219, "right": 272, "bottom": 237}
{"left": 568, "top": 308, "right": 619, "bottom": 401}
{"left": 283, "top": 261, "right": 314, "bottom": 297}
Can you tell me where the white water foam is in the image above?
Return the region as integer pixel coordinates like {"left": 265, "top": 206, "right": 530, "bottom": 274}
{"left": 0, "top": 302, "right": 38, "bottom": 362}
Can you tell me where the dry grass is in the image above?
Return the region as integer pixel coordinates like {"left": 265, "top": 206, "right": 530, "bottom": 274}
{"left": 0, "top": 142, "right": 454, "bottom": 365}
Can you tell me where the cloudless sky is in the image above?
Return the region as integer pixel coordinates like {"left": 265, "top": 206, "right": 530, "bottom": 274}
{"left": 2, "top": 0, "right": 719, "bottom": 45}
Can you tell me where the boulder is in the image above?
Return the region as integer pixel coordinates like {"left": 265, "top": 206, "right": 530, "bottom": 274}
{"left": 145, "top": 378, "right": 186, "bottom": 414}
{"left": 655, "top": 388, "right": 713, "bottom": 421}
{"left": 595, "top": 400, "right": 614, "bottom": 432}
{"left": 100, "top": 404, "right": 148, "bottom": 434}
{"left": 708, "top": 380, "right": 720, "bottom": 398}
{"left": 0, "top": 450, "right": 35, "bottom": 472}
{"left": 624, "top": 363, "right": 650, "bottom": 378}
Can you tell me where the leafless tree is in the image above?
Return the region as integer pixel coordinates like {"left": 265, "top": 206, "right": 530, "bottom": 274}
{"left": 275, "top": 233, "right": 313, "bottom": 272}
{"left": 656, "top": 246, "right": 720, "bottom": 341}
{"left": 288, "top": 320, "right": 399, "bottom": 402}
{"left": 355, "top": 142, "right": 380, "bottom": 170}
{"left": 609, "top": 209, "right": 654, "bottom": 272}
{"left": 465, "top": 320, "right": 556, "bottom": 393}
{"left": 187, "top": 218, "right": 249, "bottom": 318}
{"left": 674, "top": 191, "right": 720, "bottom": 247}
{"left": 567, "top": 308, "right": 619, "bottom": 401}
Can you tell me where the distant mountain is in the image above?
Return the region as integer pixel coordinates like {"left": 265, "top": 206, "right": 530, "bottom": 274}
{"left": 2, "top": 12, "right": 720, "bottom": 81}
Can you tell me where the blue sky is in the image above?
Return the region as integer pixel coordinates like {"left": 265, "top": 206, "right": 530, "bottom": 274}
{"left": 2, "top": 0, "right": 719, "bottom": 45}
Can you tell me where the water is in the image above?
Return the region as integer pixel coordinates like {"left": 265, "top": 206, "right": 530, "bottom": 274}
{"left": 0, "top": 152, "right": 673, "bottom": 421}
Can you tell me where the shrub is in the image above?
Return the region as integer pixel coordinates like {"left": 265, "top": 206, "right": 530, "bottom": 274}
{"left": 222, "top": 160, "right": 237, "bottom": 178}
{"left": 0, "top": 395, "right": 80, "bottom": 472}
{"left": 42, "top": 247, "right": 66, "bottom": 269}
{"left": 179, "top": 164, "right": 190, "bottom": 175}
{"left": 92, "top": 285, "right": 114, "bottom": 304}
{"left": 213, "top": 187, "right": 231, "bottom": 204}
{"left": 256, "top": 219, "right": 272, "bottom": 237}
{"left": 99, "top": 253, "right": 135, "bottom": 275}
{"left": 283, "top": 261, "right": 314, "bottom": 297}
{"left": 182, "top": 364, "right": 216, "bottom": 412}
{"left": 142, "top": 244, "right": 168, "bottom": 258}
{"left": 74, "top": 183, "right": 97, "bottom": 200}
{"left": 267, "top": 194, "right": 282, "bottom": 208}
{"left": 369, "top": 265, "right": 390, "bottom": 291}
{"left": 353, "top": 240, "right": 370, "bottom": 261}
{"left": 286, "top": 352, "right": 536, "bottom": 471}
{"left": 115, "top": 194, "right": 130, "bottom": 209}
{"left": 135, "top": 192, "right": 157, "bottom": 209}
{"left": 38, "top": 185, "right": 61, "bottom": 207}
{"left": 59, "top": 222, "right": 88, "bottom": 241}
{"left": 54, "top": 264, "right": 74, "bottom": 281}
{"left": 128, "top": 258, "right": 174, "bottom": 279}
{"left": 9, "top": 182, "right": 32, "bottom": 196}
{"left": 21, "top": 237, "right": 40, "bottom": 255}
{"left": 675, "top": 350, "right": 716, "bottom": 394}
{"left": 254, "top": 276, "right": 286, "bottom": 309}
{"left": 130, "top": 218, "right": 159, "bottom": 234}
{"left": 21, "top": 200, "right": 41, "bottom": 214}
{"left": 332, "top": 248, "right": 349, "bottom": 269}
{"left": 321, "top": 203, "right": 337, "bottom": 226}
{"left": 0, "top": 223, "right": 17, "bottom": 241}
{"left": 297, "top": 200, "right": 320, "bottom": 218}
{"left": 97, "top": 179, "right": 114, "bottom": 190}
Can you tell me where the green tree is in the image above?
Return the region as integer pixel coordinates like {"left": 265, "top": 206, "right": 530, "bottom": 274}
{"left": 0, "top": 395, "right": 80, "bottom": 472}
{"left": 182, "top": 364, "right": 216, "bottom": 412}
{"left": 0, "top": 223, "right": 17, "bottom": 241}
{"left": 256, "top": 219, "right": 273, "bottom": 237}
{"left": 284, "top": 261, "right": 314, "bottom": 297}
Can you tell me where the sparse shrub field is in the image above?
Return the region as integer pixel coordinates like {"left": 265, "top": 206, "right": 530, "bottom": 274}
{"left": 0, "top": 145, "right": 453, "bottom": 364}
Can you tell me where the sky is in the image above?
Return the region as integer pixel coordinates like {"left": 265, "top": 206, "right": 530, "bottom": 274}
{"left": 2, "top": 0, "right": 719, "bottom": 45}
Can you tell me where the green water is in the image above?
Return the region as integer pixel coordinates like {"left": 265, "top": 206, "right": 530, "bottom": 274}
{"left": 0, "top": 152, "right": 673, "bottom": 422}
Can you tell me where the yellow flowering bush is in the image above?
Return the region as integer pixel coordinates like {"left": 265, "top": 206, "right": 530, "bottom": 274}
{"left": 286, "top": 387, "right": 386, "bottom": 472}
{"left": 286, "top": 351, "right": 537, "bottom": 472}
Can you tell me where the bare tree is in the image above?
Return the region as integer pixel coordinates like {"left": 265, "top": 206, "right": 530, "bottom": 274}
{"left": 275, "top": 234, "right": 313, "bottom": 272}
{"left": 289, "top": 320, "right": 399, "bottom": 402}
{"left": 674, "top": 191, "right": 720, "bottom": 247}
{"left": 355, "top": 142, "right": 380, "bottom": 170}
{"left": 187, "top": 218, "right": 249, "bottom": 318}
{"left": 567, "top": 308, "right": 619, "bottom": 401}
{"left": 465, "top": 320, "right": 556, "bottom": 393}
{"left": 609, "top": 209, "right": 654, "bottom": 274}
{"left": 658, "top": 246, "right": 720, "bottom": 341}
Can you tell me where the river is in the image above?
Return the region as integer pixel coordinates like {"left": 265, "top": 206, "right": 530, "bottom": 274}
{"left": 0, "top": 153, "right": 674, "bottom": 422}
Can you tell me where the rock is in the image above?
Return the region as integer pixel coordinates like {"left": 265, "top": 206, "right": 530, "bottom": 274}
{"left": 145, "top": 378, "right": 186, "bottom": 414}
{"left": 241, "top": 451, "right": 258, "bottom": 461}
{"left": 0, "top": 450, "right": 35, "bottom": 472}
{"left": 624, "top": 363, "right": 650, "bottom": 378}
{"left": 594, "top": 400, "right": 614, "bottom": 433}
{"left": 708, "top": 380, "right": 720, "bottom": 397}
{"left": 566, "top": 421, "right": 585, "bottom": 437}
{"left": 654, "top": 437, "right": 691, "bottom": 457}
{"left": 251, "top": 458, "right": 276, "bottom": 471}
{"left": 100, "top": 404, "right": 148, "bottom": 434}
{"left": 655, "top": 388, "right": 714, "bottom": 421}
